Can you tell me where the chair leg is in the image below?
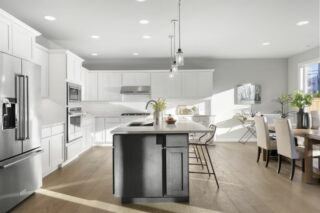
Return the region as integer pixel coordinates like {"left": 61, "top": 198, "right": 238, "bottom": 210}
{"left": 302, "top": 159, "right": 305, "bottom": 172}
{"left": 200, "top": 145, "right": 211, "bottom": 177}
{"left": 257, "top": 147, "right": 261, "bottom": 163}
{"left": 290, "top": 159, "right": 296, "bottom": 181}
{"left": 318, "top": 157, "right": 320, "bottom": 170}
{"left": 192, "top": 145, "right": 199, "bottom": 162}
{"left": 265, "top": 150, "right": 270, "bottom": 168}
{"left": 277, "top": 154, "right": 282, "bottom": 174}
{"left": 205, "top": 145, "right": 219, "bottom": 188}
{"left": 195, "top": 145, "right": 203, "bottom": 169}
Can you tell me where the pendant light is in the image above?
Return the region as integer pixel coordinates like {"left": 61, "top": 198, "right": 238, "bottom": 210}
{"left": 169, "top": 35, "right": 175, "bottom": 78}
{"left": 176, "top": 0, "right": 184, "bottom": 66}
{"left": 171, "top": 19, "right": 178, "bottom": 72}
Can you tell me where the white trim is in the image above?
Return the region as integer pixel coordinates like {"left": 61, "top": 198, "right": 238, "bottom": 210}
{"left": 89, "top": 69, "right": 215, "bottom": 73}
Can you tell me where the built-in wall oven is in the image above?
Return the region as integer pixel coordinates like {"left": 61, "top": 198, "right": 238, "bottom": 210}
{"left": 67, "top": 82, "right": 82, "bottom": 104}
{"left": 67, "top": 107, "right": 82, "bottom": 142}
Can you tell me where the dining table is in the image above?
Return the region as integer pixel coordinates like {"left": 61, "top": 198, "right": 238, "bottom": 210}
{"left": 269, "top": 124, "right": 320, "bottom": 184}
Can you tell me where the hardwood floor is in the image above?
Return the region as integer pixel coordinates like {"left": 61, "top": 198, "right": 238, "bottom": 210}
{"left": 10, "top": 143, "right": 320, "bottom": 213}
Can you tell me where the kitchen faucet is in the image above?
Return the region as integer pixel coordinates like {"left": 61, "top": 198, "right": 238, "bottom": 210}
{"left": 145, "top": 99, "right": 160, "bottom": 125}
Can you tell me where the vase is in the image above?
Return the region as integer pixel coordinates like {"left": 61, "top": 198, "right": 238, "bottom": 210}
{"left": 296, "top": 108, "right": 304, "bottom": 129}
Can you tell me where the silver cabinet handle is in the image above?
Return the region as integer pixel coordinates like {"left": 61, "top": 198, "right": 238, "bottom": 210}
{"left": 24, "top": 76, "right": 29, "bottom": 140}
{"left": 15, "top": 74, "right": 24, "bottom": 140}
{"left": 0, "top": 149, "right": 43, "bottom": 169}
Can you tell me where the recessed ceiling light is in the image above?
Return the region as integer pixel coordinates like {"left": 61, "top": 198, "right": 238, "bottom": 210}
{"left": 139, "top": 19, "right": 150, "bottom": 24}
{"left": 296, "top": 20, "right": 310, "bottom": 26}
{"left": 44, "top": 16, "right": 56, "bottom": 21}
{"left": 91, "top": 53, "right": 98, "bottom": 56}
{"left": 262, "top": 42, "right": 271, "bottom": 46}
{"left": 91, "top": 35, "right": 100, "bottom": 39}
{"left": 132, "top": 52, "right": 139, "bottom": 56}
{"left": 136, "top": 0, "right": 146, "bottom": 2}
{"left": 142, "top": 35, "right": 151, "bottom": 39}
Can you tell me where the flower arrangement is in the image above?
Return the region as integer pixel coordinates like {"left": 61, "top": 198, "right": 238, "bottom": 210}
{"left": 151, "top": 98, "right": 167, "bottom": 112}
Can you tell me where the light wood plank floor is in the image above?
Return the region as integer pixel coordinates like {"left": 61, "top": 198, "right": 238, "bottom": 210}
{"left": 10, "top": 143, "right": 320, "bottom": 213}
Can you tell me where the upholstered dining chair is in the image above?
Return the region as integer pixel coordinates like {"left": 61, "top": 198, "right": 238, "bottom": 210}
{"left": 254, "top": 116, "right": 277, "bottom": 167}
{"left": 189, "top": 124, "right": 219, "bottom": 188}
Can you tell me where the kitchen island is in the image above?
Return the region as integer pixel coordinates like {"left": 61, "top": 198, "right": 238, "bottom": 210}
{"left": 111, "top": 120, "right": 212, "bottom": 203}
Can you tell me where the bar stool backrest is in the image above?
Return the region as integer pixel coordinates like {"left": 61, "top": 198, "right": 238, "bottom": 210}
{"left": 199, "top": 124, "right": 217, "bottom": 145}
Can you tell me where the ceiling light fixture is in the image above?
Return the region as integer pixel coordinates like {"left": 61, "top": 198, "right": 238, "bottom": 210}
{"left": 262, "top": 42, "right": 271, "bottom": 46}
{"left": 175, "top": 0, "right": 184, "bottom": 66}
{"left": 91, "top": 53, "right": 98, "bottom": 56}
{"left": 136, "top": 0, "right": 146, "bottom": 2}
{"left": 132, "top": 52, "right": 139, "bottom": 56}
{"left": 91, "top": 35, "right": 100, "bottom": 39}
{"left": 171, "top": 20, "right": 178, "bottom": 73}
{"left": 296, "top": 20, "right": 310, "bottom": 26}
{"left": 169, "top": 35, "right": 175, "bottom": 78}
{"left": 139, "top": 19, "right": 150, "bottom": 24}
{"left": 44, "top": 16, "right": 56, "bottom": 21}
{"left": 142, "top": 35, "right": 151, "bottom": 39}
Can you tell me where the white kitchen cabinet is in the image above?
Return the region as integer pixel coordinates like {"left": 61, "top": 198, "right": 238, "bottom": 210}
{"left": 41, "top": 137, "right": 50, "bottom": 176}
{"left": 122, "top": 72, "right": 150, "bottom": 86}
{"left": 33, "top": 44, "right": 49, "bottom": 98}
{"left": 67, "top": 52, "right": 84, "bottom": 84}
{"left": 151, "top": 72, "right": 182, "bottom": 98}
{"left": 83, "top": 71, "right": 98, "bottom": 101}
{"left": 94, "top": 117, "right": 120, "bottom": 145}
{"left": 66, "top": 139, "right": 83, "bottom": 161}
{"left": 0, "top": 16, "right": 11, "bottom": 54}
{"left": 12, "top": 23, "right": 34, "bottom": 61}
{"left": 95, "top": 118, "right": 106, "bottom": 144}
{"left": 82, "top": 115, "right": 95, "bottom": 151}
{"left": 50, "top": 133, "right": 64, "bottom": 167}
{"left": 98, "top": 72, "right": 122, "bottom": 101}
{"left": 41, "top": 124, "right": 65, "bottom": 177}
{"left": 182, "top": 71, "right": 213, "bottom": 99}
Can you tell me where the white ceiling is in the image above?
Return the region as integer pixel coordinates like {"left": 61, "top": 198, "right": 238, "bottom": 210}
{"left": 0, "top": 0, "right": 318, "bottom": 61}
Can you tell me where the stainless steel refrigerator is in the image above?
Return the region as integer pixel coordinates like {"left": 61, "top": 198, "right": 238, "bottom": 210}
{"left": 0, "top": 52, "right": 42, "bottom": 213}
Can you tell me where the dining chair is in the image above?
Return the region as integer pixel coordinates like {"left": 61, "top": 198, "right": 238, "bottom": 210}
{"left": 189, "top": 124, "right": 219, "bottom": 188}
{"left": 254, "top": 116, "right": 277, "bottom": 167}
{"left": 274, "top": 118, "right": 305, "bottom": 180}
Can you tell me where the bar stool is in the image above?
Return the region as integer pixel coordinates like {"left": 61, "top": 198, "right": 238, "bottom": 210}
{"left": 189, "top": 124, "right": 219, "bottom": 188}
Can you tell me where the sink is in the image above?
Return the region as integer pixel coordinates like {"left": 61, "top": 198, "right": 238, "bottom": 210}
{"left": 128, "top": 122, "right": 154, "bottom": 127}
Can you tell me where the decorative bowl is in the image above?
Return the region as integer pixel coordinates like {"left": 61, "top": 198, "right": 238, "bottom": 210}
{"left": 166, "top": 120, "right": 177, "bottom": 125}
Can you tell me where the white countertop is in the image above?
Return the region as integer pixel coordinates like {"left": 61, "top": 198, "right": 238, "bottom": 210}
{"left": 111, "top": 120, "right": 212, "bottom": 134}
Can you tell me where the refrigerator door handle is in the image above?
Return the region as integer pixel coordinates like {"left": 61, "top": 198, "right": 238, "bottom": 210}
{"left": 0, "top": 148, "right": 43, "bottom": 169}
{"left": 24, "top": 75, "right": 29, "bottom": 140}
{"left": 15, "top": 74, "right": 24, "bottom": 140}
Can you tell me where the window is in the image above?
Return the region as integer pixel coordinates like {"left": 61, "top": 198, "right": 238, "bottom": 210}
{"left": 301, "top": 61, "right": 320, "bottom": 94}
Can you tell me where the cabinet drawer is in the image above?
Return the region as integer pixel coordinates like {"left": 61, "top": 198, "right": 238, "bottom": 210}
{"left": 41, "top": 127, "right": 51, "bottom": 138}
{"left": 104, "top": 117, "right": 121, "bottom": 123}
{"left": 52, "top": 125, "right": 64, "bottom": 135}
{"left": 166, "top": 134, "right": 188, "bottom": 147}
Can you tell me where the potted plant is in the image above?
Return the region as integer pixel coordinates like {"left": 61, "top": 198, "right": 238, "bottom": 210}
{"left": 151, "top": 98, "right": 167, "bottom": 123}
{"left": 291, "top": 91, "right": 313, "bottom": 129}
{"left": 276, "top": 94, "right": 292, "bottom": 118}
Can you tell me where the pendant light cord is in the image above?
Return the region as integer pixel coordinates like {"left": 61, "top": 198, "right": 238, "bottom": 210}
{"left": 170, "top": 36, "right": 173, "bottom": 64}
{"left": 173, "top": 21, "right": 176, "bottom": 54}
{"left": 178, "top": 0, "right": 181, "bottom": 49}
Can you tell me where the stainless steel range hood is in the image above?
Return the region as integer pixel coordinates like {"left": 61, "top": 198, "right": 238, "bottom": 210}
{"left": 120, "top": 86, "right": 151, "bottom": 95}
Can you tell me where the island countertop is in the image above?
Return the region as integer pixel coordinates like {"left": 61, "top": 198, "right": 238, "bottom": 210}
{"left": 111, "top": 119, "right": 212, "bottom": 134}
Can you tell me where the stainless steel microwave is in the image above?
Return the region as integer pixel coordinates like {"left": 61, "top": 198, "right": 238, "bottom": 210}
{"left": 67, "top": 82, "right": 82, "bottom": 104}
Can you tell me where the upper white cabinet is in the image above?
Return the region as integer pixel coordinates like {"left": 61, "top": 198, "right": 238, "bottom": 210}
{"left": 122, "top": 72, "right": 150, "bottom": 86}
{"left": 83, "top": 71, "right": 98, "bottom": 101}
{"left": 0, "top": 16, "right": 11, "bottom": 54}
{"left": 33, "top": 44, "right": 49, "bottom": 98}
{"left": 98, "top": 72, "right": 122, "bottom": 101}
{"left": 0, "top": 9, "right": 40, "bottom": 60}
{"left": 181, "top": 71, "right": 213, "bottom": 99}
{"left": 67, "top": 51, "right": 84, "bottom": 84}
{"left": 151, "top": 72, "right": 182, "bottom": 98}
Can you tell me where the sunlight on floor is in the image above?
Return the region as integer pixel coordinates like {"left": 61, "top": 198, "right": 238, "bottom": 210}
{"left": 46, "top": 177, "right": 109, "bottom": 190}
{"left": 36, "top": 189, "right": 222, "bottom": 213}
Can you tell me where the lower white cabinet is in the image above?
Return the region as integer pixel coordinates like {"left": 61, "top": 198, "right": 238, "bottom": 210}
{"left": 41, "top": 124, "right": 65, "bottom": 177}
{"left": 94, "top": 117, "right": 120, "bottom": 145}
{"left": 66, "top": 139, "right": 83, "bottom": 161}
{"left": 82, "top": 115, "right": 95, "bottom": 150}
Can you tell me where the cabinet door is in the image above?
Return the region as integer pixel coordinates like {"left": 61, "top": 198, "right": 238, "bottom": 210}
{"left": 83, "top": 71, "right": 98, "bottom": 101}
{"left": 198, "top": 72, "right": 213, "bottom": 98}
{"left": 74, "top": 59, "right": 83, "bottom": 83}
{"left": 50, "top": 133, "right": 64, "bottom": 167}
{"left": 182, "top": 72, "right": 198, "bottom": 98}
{"left": 95, "top": 118, "right": 106, "bottom": 144}
{"left": 12, "top": 24, "right": 33, "bottom": 60}
{"left": 33, "top": 45, "right": 49, "bottom": 98}
{"left": 151, "top": 72, "right": 182, "bottom": 98}
{"left": 166, "top": 147, "right": 188, "bottom": 197}
{"left": 67, "top": 54, "right": 75, "bottom": 82}
{"left": 98, "top": 72, "right": 122, "bottom": 101}
{"left": 122, "top": 72, "right": 150, "bottom": 86}
{"left": 41, "top": 138, "right": 50, "bottom": 176}
{"left": 113, "top": 134, "right": 163, "bottom": 197}
{"left": 0, "top": 16, "right": 11, "bottom": 54}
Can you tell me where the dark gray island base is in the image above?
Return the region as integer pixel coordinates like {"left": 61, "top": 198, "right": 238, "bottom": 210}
{"left": 113, "top": 133, "right": 189, "bottom": 203}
